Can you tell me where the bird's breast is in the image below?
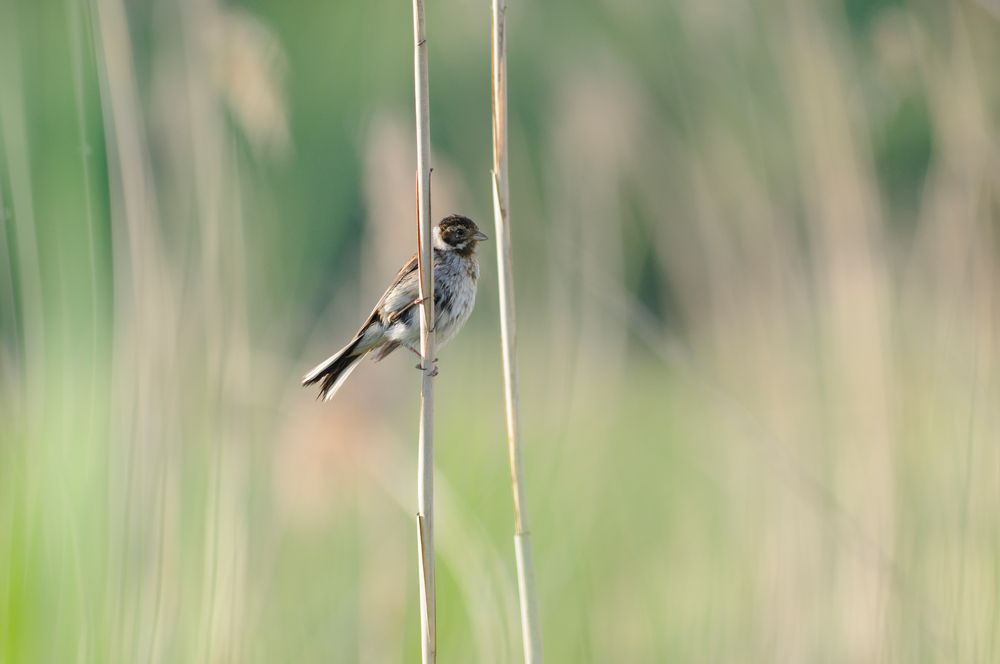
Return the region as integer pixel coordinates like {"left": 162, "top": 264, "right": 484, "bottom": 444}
{"left": 433, "top": 253, "right": 479, "bottom": 346}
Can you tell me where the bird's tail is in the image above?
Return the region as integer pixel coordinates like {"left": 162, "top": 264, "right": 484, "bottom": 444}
{"left": 302, "top": 337, "right": 369, "bottom": 401}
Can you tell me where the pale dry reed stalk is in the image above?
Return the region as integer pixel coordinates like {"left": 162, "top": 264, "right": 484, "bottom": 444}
{"left": 410, "top": 0, "right": 436, "bottom": 661}
{"left": 490, "top": 1, "right": 543, "bottom": 661}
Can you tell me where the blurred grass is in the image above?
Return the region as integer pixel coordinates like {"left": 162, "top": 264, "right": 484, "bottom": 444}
{"left": 3, "top": 0, "right": 1000, "bottom": 661}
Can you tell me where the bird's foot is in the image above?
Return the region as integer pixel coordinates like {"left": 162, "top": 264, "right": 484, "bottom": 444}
{"left": 415, "top": 358, "right": 440, "bottom": 377}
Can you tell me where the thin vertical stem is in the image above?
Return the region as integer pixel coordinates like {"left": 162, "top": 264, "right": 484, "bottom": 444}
{"left": 411, "top": 0, "right": 436, "bottom": 662}
{"left": 490, "top": 1, "right": 543, "bottom": 661}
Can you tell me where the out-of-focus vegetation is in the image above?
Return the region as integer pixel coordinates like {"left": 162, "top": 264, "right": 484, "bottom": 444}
{"left": 2, "top": 0, "right": 1000, "bottom": 661}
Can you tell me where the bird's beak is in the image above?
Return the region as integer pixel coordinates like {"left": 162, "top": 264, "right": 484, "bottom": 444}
{"left": 473, "top": 230, "right": 489, "bottom": 241}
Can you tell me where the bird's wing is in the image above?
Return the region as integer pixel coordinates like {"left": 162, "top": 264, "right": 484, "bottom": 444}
{"left": 360, "top": 254, "right": 421, "bottom": 329}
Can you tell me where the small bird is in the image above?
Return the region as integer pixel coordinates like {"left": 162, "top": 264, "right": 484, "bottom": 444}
{"left": 303, "top": 214, "right": 488, "bottom": 401}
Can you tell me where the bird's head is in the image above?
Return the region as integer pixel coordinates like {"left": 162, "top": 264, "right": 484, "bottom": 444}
{"left": 433, "top": 215, "right": 488, "bottom": 255}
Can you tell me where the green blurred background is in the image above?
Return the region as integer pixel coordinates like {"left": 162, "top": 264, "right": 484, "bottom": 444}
{"left": 2, "top": 0, "right": 1000, "bottom": 661}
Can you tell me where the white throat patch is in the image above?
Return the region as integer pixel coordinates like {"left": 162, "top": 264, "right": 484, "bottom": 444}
{"left": 432, "top": 225, "right": 448, "bottom": 251}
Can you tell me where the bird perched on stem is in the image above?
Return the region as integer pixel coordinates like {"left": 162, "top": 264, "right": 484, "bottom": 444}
{"left": 303, "top": 214, "right": 488, "bottom": 401}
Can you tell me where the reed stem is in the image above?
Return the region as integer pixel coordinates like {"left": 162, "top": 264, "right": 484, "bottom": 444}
{"left": 411, "top": 0, "right": 436, "bottom": 661}
{"left": 490, "top": 1, "right": 543, "bottom": 660}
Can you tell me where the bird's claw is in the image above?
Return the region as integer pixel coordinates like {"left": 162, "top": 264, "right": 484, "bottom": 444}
{"left": 415, "top": 358, "right": 440, "bottom": 377}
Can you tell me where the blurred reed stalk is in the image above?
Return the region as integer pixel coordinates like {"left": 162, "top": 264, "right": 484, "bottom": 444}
{"left": 490, "top": 1, "right": 543, "bottom": 661}
{"left": 411, "top": 0, "right": 437, "bottom": 661}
